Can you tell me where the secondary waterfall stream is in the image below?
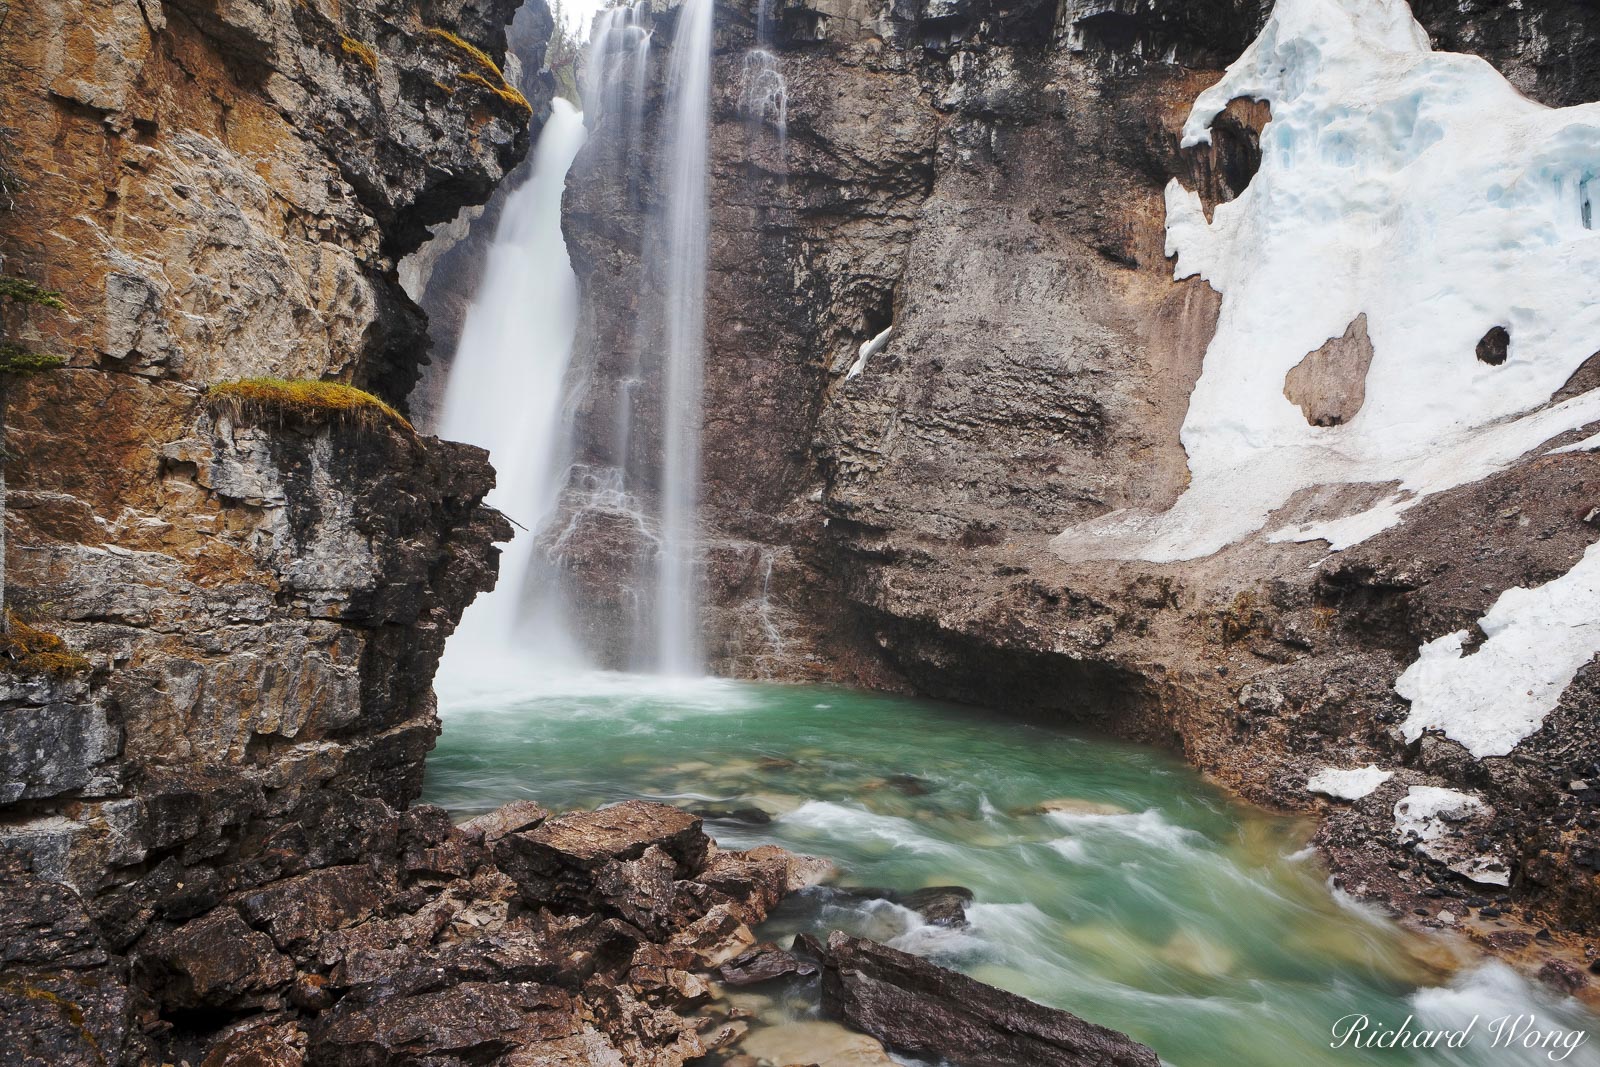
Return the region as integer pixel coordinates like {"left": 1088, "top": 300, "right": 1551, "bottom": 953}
{"left": 650, "top": 0, "right": 714, "bottom": 676}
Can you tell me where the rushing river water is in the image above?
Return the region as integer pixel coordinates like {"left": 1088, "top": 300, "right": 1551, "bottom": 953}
{"left": 425, "top": 672, "right": 1598, "bottom": 1067}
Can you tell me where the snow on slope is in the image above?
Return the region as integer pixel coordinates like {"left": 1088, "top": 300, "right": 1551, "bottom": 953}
{"left": 1051, "top": 0, "right": 1600, "bottom": 565}
{"left": 1395, "top": 541, "right": 1600, "bottom": 758}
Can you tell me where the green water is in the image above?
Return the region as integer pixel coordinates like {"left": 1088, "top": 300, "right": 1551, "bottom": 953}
{"left": 425, "top": 671, "right": 1598, "bottom": 1067}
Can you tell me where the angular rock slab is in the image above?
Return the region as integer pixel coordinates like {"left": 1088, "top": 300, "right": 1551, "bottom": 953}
{"left": 494, "top": 801, "right": 709, "bottom": 913}
{"left": 806, "top": 932, "right": 1159, "bottom": 1067}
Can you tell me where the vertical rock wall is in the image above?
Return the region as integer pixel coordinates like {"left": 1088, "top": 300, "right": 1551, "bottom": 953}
{"left": 0, "top": 0, "right": 547, "bottom": 1057}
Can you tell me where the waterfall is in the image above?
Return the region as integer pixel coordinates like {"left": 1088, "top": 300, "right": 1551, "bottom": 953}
{"left": 434, "top": 100, "right": 588, "bottom": 672}
{"left": 740, "top": 0, "right": 787, "bottom": 145}
{"left": 436, "top": 0, "right": 716, "bottom": 679}
{"left": 649, "top": 0, "right": 715, "bottom": 675}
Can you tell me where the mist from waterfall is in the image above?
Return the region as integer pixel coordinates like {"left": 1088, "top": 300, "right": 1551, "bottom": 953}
{"left": 435, "top": 100, "right": 588, "bottom": 675}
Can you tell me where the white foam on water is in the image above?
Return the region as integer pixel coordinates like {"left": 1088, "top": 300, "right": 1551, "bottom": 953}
{"left": 1044, "top": 808, "right": 1205, "bottom": 852}
{"left": 436, "top": 667, "right": 758, "bottom": 719}
{"left": 1412, "top": 962, "right": 1599, "bottom": 1067}
{"left": 780, "top": 801, "right": 961, "bottom": 858}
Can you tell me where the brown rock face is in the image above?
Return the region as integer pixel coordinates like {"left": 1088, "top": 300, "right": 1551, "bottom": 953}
{"left": 1283, "top": 314, "right": 1374, "bottom": 427}
{"left": 0, "top": 0, "right": 549, "bottom": 1058}
{"left": 806, "top": 931, "right": 1160, "bottom": 1067}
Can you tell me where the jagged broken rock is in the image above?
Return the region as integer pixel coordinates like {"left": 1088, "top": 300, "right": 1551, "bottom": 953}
{"left": 803, "top": 931, "right": 1160, "bottom": 1067}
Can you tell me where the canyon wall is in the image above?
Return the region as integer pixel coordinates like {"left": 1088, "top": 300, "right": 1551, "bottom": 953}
{"left": 0, "top": 0, "right": 546, "bottom": 1058}
{"left": 560, "top": 0, "right": 1600, "bottom": 953}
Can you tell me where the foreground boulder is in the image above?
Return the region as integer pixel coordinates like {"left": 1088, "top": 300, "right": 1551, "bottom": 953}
{"left": 804, "top": 932, "right": 1159, "bottom": 1067}
{"left": 494, "top": 801, "right": 710, "bottom": 915}
{"left": 1, "top": 795, "right": 828, "bottom": 1066}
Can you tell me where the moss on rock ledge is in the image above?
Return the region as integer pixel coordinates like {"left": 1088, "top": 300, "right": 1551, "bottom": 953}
{"left": 0, "top": 614, "right": 90, "bottom": 676}
{"left": 207, "top": 378, "right": 414, "bottom": 433}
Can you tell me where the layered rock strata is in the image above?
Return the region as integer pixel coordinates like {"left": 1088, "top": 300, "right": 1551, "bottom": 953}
{"left": 0, "top": 0, "right": 551, "bottom": 1057}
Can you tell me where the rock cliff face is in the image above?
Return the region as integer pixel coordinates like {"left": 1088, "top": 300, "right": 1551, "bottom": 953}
{"left": 0, "top": 0, "right": 547, "bottom": 1057}
{"left": 560, "top": 0, "right": 1600, "bottom": 960}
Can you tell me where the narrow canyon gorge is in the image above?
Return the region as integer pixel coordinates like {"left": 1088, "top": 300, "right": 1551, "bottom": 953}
{"left": 5, "top": 0, "right": 1600, "bottom": 1062}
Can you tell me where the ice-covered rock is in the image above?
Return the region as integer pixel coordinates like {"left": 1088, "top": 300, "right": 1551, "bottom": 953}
{"left": 1054, "top": 0, "right": 1600, "bottom": 564}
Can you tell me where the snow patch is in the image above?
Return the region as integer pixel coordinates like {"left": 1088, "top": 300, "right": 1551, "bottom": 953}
{"left": 846, "top": 325, "right": 894, "bottom": 381}
{"left": 1395, "top": 541, "right": 1600, "bottom": 759}
{"left": 1051, "top": 0, "right": 1600, "bottom": 564}
{"left": 1393, "top": 786, "right": 1509, "bottom": 887}
{"left": 1393, "top": 786, "right": 1484, "bottom": 844}
{"left": 1548, "top": 430, "right": 1600, "bottom": 455}
{"left": 1306, "top": 764, "right": 1392, "bottom": 800}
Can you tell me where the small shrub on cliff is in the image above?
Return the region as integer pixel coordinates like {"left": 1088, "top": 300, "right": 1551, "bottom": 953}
{"left": 0, "top": 613, "right": 90, "bottom": 676}
{"left": 208, "top": 377, "right": 414, "bottom": 433}
{"left": 426, "top": 27, "right": 532, "bottom": 113}
{"left": 340, "top": 35, "right": 380, "bottom": 73}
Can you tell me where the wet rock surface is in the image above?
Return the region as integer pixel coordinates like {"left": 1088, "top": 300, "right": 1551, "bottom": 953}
{"left": 6, "top": 797, "right": 830, "bottom": 1065}
{"left": 805, "top": 931, "right": 1161, "bottom": 1067}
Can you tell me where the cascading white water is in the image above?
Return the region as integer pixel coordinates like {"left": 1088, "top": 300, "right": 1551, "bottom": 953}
{"left": 650, "top": 0, "right": 715, "bottom": 675}
{"left": 436, "top": 0, "right": 715, "bottom": 679}
{"left": 435, "top": 99, "right": 588, "bottom": 673}
{"left": 740, "top": 0, "right": 787, "bottom": 148}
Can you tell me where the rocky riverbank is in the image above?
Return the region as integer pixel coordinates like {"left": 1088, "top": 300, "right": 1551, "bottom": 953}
{"left": 6, "top": 792, "right": 1171, "bottom": 1066}
{"left": 3, "top": 797, "right": 818, "bottom": 1063}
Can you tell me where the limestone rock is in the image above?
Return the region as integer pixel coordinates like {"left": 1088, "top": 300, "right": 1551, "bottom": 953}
{"left": 1283, "top": 314, "right": 1374, "bottom": 427}
{"left": 807, "top": 932, "right": 1160, "bottom": 1067}
{"left": 494, "top": 801, "right": 710, "bottom": 913}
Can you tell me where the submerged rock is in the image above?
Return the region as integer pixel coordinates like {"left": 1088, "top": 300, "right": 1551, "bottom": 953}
{"left": 893, "top": 885, "right": 975, "bottom": 927}
{"left": 686, "top": 804, "right": 774, "bottom": 825}
{"left": 805, "top": 931, "right": 1160, "bottom": 1067}
{"left": 736, "top": 1019, "right": 899, "bottom": 1067}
